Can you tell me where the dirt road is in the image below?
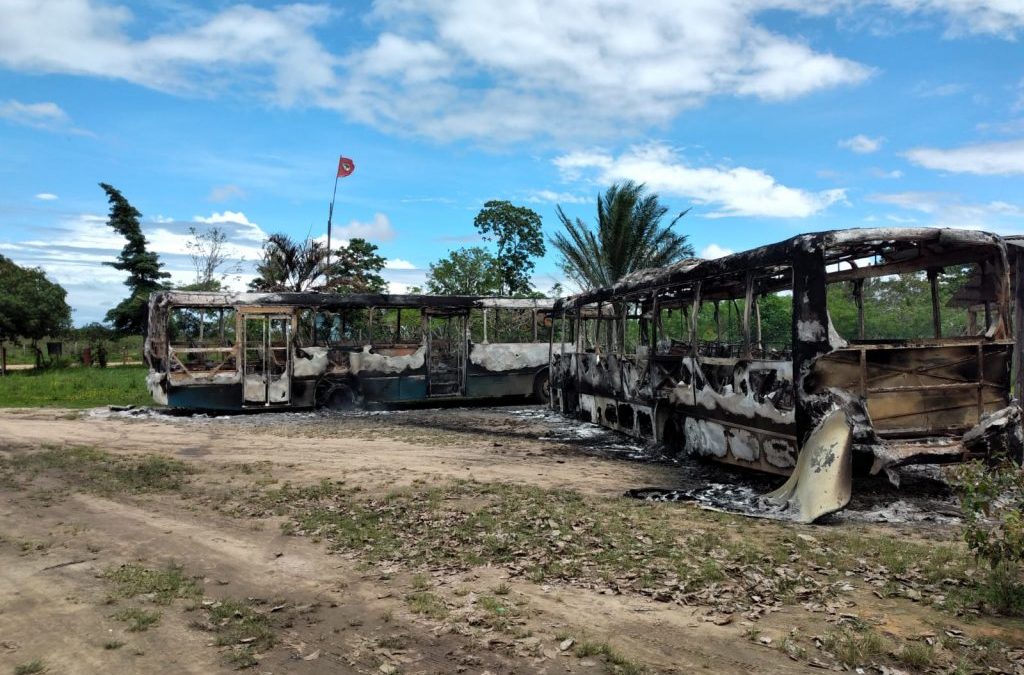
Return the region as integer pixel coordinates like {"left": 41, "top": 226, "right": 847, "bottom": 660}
{"left": 1, "top": 406, "right": 1020, "bottom": 674}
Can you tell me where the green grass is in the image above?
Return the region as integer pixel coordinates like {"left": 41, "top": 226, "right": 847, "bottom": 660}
{"left": 574, "top": 640, "right": 647, "bottom": 675}
{"left": 1, "top": 446, "right": 195, "bottom": 495}
{"left": 0, "top": 365, "right": 151, "bottom": 408}
{"left": 104, "top": 563, "right": 201, "bottom": 604}
{"left": 406, "top": 591, "right": 448, "bottom": 619}
{"left": 13, "top": 660, "right": 45, "bottom": 675}
{"left": 113, "top": 607, "right": 161, "bottom": 632}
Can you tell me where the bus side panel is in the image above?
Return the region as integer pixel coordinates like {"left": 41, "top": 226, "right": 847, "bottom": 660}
{"left": 167, "top": 383, "right": 243, "bottom": 411}
{"left": 465, "top": 371, "right": 535, "bottom": 398}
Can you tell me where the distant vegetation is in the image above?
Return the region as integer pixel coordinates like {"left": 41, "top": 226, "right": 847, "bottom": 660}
{"left": 0, "top": 365, "right": 150, "bottom": 408}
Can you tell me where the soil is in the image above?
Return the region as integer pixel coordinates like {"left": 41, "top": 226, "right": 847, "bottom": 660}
{"left": 0, "top": 405, "right": 1019, "bottom": 674}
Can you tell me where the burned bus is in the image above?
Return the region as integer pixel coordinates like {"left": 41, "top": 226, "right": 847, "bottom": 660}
{"left": 549, "top": 228, "right": 1024, "bottom": 521}
{"left": 145, "top": 291, "right": 562, "bottom": 411}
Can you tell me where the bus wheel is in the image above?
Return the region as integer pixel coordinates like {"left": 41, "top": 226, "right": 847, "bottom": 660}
{"left": 533, "top": 370, "right": 551, "bottom": 405}
{"left": 325, "top": 385, "right": 356, "bottom": 411}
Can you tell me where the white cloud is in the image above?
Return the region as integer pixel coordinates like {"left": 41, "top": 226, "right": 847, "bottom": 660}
{"left": 554, "top": 144, "right": 846, "bottom": 218}
{"left": 2, "top": 210, "right": 268, "bottom": 323}
{"left": 333, "top": 213, "right": 395, "bottom": 241}
{"left": 207, "top": 184, "right": 246, "bottom": 202}
{"left": 870, "top": 168, "right": 903, "bottom": 179}
{"left": 911, "top": 81, "right": 967, "bottom": 97}
{"left": 0, "top": 1, "right": 1017, "bottom": 145}
{"left": 0, "top": 1, "right": 336, "bottom": 105}
{"left": 34, "top": 192, "right": 58, "bottom": 200}
{"left": 904, "top": 139, "right": 1024, "bottom": 175}
{"left": 839, "top": 134, "right": 884, "bottom": 154}
{"left": 385, "top": 258, "right": 417, "bottom": 270}
{"left": 525, "top": 190, "right": 588, "bottom": 204}
{"left": 699, "top": 243, "right": 734, "bottom": 259}
{"left": 879, "top": 0, "right": 1024, "bottom": 38}
{"left": 0, "top": 99, "right": 75, "bottom": 131}
{"left": 335, "top": 1, "right": 872, "bottom": 141}
{"left": 869, "top": 191, "right": 1024, "bottom": 232}
{"left": 193, "top": 210, "right": 254, "bottom": 226}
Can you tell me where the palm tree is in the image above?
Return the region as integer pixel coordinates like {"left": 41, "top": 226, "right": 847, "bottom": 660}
{"left": 551, "top": 181, "right": 693, "bottom": 290}
{"left": 248, "top": 234, "right": 330, "bottom": 292}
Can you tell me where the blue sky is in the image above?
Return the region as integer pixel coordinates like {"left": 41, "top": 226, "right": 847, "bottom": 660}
{"left": 1, "top": 0, "right": 1023, "bottom": 324}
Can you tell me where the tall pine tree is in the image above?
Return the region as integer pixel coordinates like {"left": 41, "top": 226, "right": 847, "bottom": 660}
{"left": 100, "top": 183, "right": 169, "bottom": 334}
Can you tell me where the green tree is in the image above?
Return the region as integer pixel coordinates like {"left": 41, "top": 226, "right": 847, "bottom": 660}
{"left": 425, "top": 247, "right": 502, "bottom": 296}
{"left": 249, "top": 234, "right": 329, "bottom": 292}
{"left": 182, "top": 225, "right": 234, "bottom": 291}
{"left": 0, "top": 255, "right": 72, "bottom": 370}
{"left": 552, "top": 181, "right": 692, "bottom": 290}
{"left": 473, "top": 200, "right": 545, "bottom": 296}
{"left": 329, "top": 238, "right": 387, "bottom": 294}
{"left": 100, "top": 183, "right": 170, "bottom": 334}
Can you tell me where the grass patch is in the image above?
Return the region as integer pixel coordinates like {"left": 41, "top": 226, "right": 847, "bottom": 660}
{"left": 104, "top": 563, "right": 201, "bottom": 604}
{"left": 207, "top": 598, "right": 276, "bottom": 649}
{"left": 103, "top": 640, "right": 125, "bottom": 650}
{"left": 0, "top": 365, "right": 150, "bottom": 408}
{"left": 574, "top": 640, "right": 646, "bottom": 675}
{"left": 896, "top": 641, "right": 936, "bottom": 670}
{"left": 1, "top": 446, "right": 195, "bottom": 495}
{"left": 821, "top": 623, "right": 887, "bottom": 667}
{"left": 113, "top": 607, "right": 161, "bottom": 632}
{"left": 406, "top": 591, "right": 448, "bottom": 620}
{"left": 230, "top": 478, "right": 1000, "bottom": 618}
{"left": 13, "top": 660, "right": 45, "bottom": 675}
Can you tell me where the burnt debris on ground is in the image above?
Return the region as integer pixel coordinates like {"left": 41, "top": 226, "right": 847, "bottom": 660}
{"left": 92, "top": 403, "right": 962, "bottom": 525}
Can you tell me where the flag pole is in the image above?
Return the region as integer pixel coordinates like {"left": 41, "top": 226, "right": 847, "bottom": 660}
{"left": 326, "top": 170, "right": 340, "bottom": 283}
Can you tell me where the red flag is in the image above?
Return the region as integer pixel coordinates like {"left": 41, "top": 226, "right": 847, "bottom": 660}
{"left": 337, "top": 156, "right": 355, "bottom": 178}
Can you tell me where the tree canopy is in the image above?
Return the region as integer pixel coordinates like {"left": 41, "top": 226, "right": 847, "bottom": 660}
{"left": 425, "top": 247, "right": 502, "bottom": 296}
{"left": 248, "top": 234, "right": 329, "bottom": 292}
{"left": 329, "top": 238, "right": 387, "bottom": 294}
{"left": 473, "top": 200, "right": 545, "bottom": 296}
{"left": 181, "top": 225, "right": 233, "bottom": 292}
{"left": 0, "top": 255, "right": 72, "bottom": 369}
{"left": 552, "top": 181, "right": 692, "bottom": 290}
{"left": 100, "top": 183, "right": 170, "bottom": 334}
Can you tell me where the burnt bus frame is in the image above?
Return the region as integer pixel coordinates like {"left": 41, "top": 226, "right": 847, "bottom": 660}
{"left": 145, "top": 291, "right": 560, "bottom": 411}
{"left": 548, "top": 227, "right": 1024, "bottom": 477}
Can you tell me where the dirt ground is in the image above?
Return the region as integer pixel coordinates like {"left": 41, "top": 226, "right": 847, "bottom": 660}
{"left": 1, "top": 404, "right": 1021, "bottom": 675}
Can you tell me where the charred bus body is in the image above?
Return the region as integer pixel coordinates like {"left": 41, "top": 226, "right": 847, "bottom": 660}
{"left": 549, "top": 228, "right": 1024, "bottom": 521}
{"left": 145, "top": 291, "right": 563, "bottom": 411}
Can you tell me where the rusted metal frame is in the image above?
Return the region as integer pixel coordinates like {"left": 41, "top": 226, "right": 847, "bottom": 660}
{"left": 869, "top": 381, "right": 990, "bottom": 394}
{"left": 754, "top": 294, "right": 762, "bottom": 352}
{"left": 168, "top": 350, "right": 194, "bottom": 378}
{"left": 859, "top": 348, "right": 867, "bottom": 397}
{"left": 852, "top": 279, "right": 865, "bottom": 339}
{"left": 928, "top": 269, "right": 942, "bottom": 338}
{"left": 461, "top": 312, "right": 469, "bottom": 396}
{"left": 990, "top": 242, "right": 1013, "bottom": 339}
{"left": 872, "top": 397, "right": 1008, "bottom": 422}
{"left": 1015, "top": 252, "right": 1024, "bottom": 406}
{"left": 977, "top": 343, "right": 985, "bottom": 422}
{"left": 791, "top": 239, "right": 832, "bottom": 447}
{"left": 648, "top": 293, "right": 658, "bottom": 391}
{"left": 689, "top": 281, "right": 702, "bottom": 355}
{"left": 742, "top": 272, "right": 753, "bottom": 358}
{"left": 850, "top": 349, "right": 1005, "bottom": 389}
{"left": 170, "top": 346, "right": 235, "bottom": 353}
{"left": 828, "top": 247, "right": 991, "bottom": 284}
